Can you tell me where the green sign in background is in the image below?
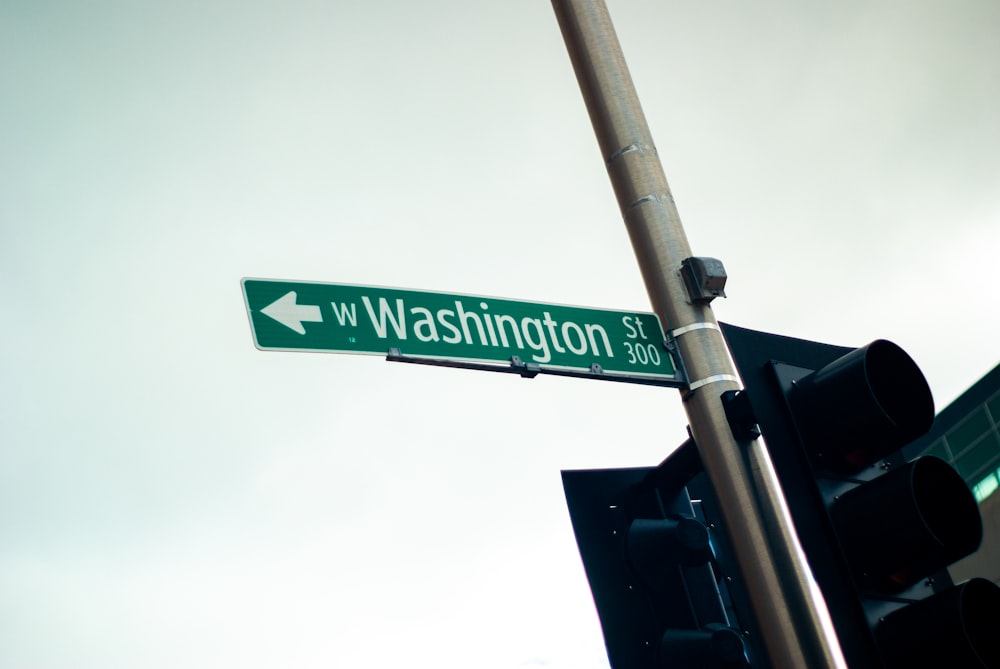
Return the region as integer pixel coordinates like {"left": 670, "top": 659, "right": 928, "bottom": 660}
{"left": 243, "top": 278, "right": 677, "bottom": 381}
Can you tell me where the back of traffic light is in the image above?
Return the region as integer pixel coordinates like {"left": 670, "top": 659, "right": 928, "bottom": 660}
{"left": 562, "top": 439, "right": 766, "bottom": 669}
{"left": 721, "top": 323, "right": 1000, "bottom": 669}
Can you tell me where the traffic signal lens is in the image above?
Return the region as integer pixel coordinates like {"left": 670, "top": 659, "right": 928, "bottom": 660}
{"left": 876, "top": 577, "right": 1000, "bottom": 668}
{"left": 864, "top": 340, "right": 933, "bottom": 434}
{"left": 790, "top": 339, "right": 934, "bottom": 472}
{"left": 832, "top": 456, "right": 983, "bottom": 591}
{"left": 627, "top": 517, "right": 713, "bottom": 588}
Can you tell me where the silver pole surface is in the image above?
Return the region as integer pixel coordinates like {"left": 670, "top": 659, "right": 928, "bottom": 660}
{"left": 550, "top": 2, "right": 842, "bottom": 667}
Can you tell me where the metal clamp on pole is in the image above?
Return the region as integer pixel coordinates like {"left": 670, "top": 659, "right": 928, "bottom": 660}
{"left": 666, "top": 324, "right": 741, "bottom": 394}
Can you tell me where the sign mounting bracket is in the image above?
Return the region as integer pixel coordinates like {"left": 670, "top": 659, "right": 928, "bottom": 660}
{"left": 385, "top": 348, "right": 687, "bottom": 388}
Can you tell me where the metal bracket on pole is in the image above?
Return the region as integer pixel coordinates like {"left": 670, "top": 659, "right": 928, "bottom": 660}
{"left": 663, "top": 337, "right": 690, "bottom": 387}
{"left": 721, "top": 389, "right": 762, "bottom": 442}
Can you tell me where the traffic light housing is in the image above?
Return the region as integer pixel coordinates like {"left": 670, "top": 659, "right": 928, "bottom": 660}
{"left": 562, "top": 439, "right": 767, "bottom": 668}
{"left": 721, "top": 323, "right": 1000, "bottom": 668}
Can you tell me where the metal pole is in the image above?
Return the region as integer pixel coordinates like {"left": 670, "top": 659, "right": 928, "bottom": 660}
{"left": 550, "top": 2, "right": 842, "bottom": 667}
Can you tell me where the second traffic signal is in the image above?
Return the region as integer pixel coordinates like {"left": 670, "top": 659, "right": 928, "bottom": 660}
{"left": 563, "top": 439, "right": 766, "bottom": 668}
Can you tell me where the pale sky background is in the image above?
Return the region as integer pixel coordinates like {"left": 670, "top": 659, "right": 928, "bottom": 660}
{"left": 2, "top": 1, "right": 999, "bottom": 668}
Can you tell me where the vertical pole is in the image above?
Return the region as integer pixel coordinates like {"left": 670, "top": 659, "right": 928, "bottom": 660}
{"left": 550, "top": 2, "right": 841, "bottom": 668}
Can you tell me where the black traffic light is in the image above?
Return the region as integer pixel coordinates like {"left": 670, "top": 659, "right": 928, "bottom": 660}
{"left": 562, "top": 439, "right": 767, "bottom": 669}
{"left": 721, "top": 322, "right": 1000, "bottom": 669}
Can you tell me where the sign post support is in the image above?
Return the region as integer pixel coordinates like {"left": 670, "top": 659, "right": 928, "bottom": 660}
{"left": 551, "top": 2, "right": 841, "bottom": 667}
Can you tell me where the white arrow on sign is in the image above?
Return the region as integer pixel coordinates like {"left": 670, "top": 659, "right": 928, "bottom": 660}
{"left": 259, "top": 291, "right": 323, "bottom": 334}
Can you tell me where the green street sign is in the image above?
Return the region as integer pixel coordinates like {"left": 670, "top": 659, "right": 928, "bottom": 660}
{"left": 242, "top": 278, "right": 680, "bottom": 384}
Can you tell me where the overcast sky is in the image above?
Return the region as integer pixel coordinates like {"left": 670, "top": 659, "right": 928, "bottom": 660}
{"left": 2, "top": 1, "right": 999, "bottom": 668}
